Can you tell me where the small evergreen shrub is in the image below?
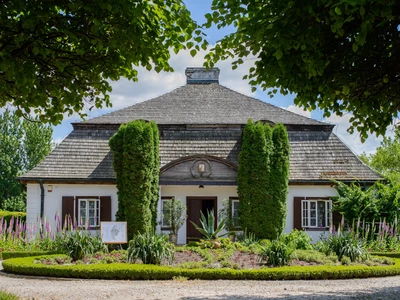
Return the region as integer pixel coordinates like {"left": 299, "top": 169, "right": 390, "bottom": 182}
{"left": 127, "top": 231, "right": 174, "bottom": 265}
{"left": 282, "top": 230, "right": 313, "bottom": 250}
{"left": 260, "top": 238, "right": 295, "bottom": 266}
{"left": 321, "top": 232, "right": 368, "bottom": 262}
{"left": 56, "top": 231, "right": 108, "bottom": 261}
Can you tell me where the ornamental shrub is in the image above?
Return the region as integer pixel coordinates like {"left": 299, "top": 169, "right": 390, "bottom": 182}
{"left": 109, "top": 120, "right": 160, "bottom": 239}
{"left": 260, "top": 237, "right": 295, "bottom": 266}
{"left": 237, "top": 120, "right": 289, "bottom": 239}
{"left": 321, "top": 232, "right": 369, "bottom": 262}
{"left": 237, "top": 120, "right": 272, "bottom": 238}
{"left": 56, "top": 231, "right": 108, "bottom": 261}
{"left": 127, "top": 231, "right": 174, "bottom": 265}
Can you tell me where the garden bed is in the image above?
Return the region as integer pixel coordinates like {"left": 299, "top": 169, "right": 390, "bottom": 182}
{"left": 3, "top": 253, "right": 400, "bottom": 280}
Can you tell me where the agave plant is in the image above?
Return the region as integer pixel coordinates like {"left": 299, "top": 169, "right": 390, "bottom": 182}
{"left": 190, "top": 210, "right": 228, "bottom": 240}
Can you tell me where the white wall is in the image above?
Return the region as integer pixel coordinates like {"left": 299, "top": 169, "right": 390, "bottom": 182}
{"left": 26, "top": 183, "right": 338, "bottom": 243}
{"left": 286, "top": 185, "right": 338, "bottom": 242}
{"left": 159, "top": 185, "right": 238, "bottom": 245}
{"left": 26, "top": 183, "right": 118, "bottom": 227}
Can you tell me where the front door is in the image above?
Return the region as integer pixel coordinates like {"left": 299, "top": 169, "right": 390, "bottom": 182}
{"left": 186, "top": 196, "right": 217, "bottom": 243}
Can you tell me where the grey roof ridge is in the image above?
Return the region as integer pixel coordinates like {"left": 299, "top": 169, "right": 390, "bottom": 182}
{"left": 84, "top": 84, "right": 187, "bottom": 123}
{"left": 330, "top": 130, "right": 383, "bottom": 180}
{"left": 83, "top": 82, "right": 329, "bottom": 126}
{"left": 215, "top": 83, "right": 328, "bottom": 126}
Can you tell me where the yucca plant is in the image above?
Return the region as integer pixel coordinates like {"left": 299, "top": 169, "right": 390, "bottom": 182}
{"left": 190, "top": 210, "right": 228, "bottom": 240}
{"left": 127, "top": 231, "right": 174, "bottom": 265}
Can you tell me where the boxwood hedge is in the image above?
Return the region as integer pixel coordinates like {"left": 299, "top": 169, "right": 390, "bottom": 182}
{"left": 3, "top": 255, "right": 400, "bottom": 280}
{"left": 1, "top": 251, "right": 60, "bottom": 260}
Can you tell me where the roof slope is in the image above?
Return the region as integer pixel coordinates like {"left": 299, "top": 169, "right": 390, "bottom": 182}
{"left": 85, "top": 83, "right": 324, "bottom": 126}
{"left": 20, "top": 128, "right": 381, "bottom": 183}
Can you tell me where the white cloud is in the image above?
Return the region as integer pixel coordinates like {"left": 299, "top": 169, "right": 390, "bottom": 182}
{"left": 283, "top": 105, "right": 312, "bottom": 118}
{"left": 323, "top": 113, "right": 392, "bottom": 156}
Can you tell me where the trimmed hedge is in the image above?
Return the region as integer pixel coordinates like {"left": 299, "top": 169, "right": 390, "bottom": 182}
{"left": 3, "top": 255, "right": 400, "bottom": 280}
{"left": 371, "top": 252, "right": 400, "bottom": 259}
{"left": 0, "top": 210, "right": 26, "bottom": 223}
{"left": 1, "top": 251, "right": 60, "bottom": 260}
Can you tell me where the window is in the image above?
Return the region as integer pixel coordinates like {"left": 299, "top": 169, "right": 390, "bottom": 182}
{"left": 161, "top": 197, "right": 173, "bottom": 228}
{"left": 231, "top": 199, "right": 240, "bottom": 228}
{"left": 78, "top": 198, "right": 100, "bottom": 228}
{"left": 301, "top": 199, "right": 332, "bottom": 228}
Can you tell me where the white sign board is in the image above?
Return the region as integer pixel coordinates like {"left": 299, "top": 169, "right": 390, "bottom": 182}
{"left": 101, "top": 222, "right": 128, "bottom": 244}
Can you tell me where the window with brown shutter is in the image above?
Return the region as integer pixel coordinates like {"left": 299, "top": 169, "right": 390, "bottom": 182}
{"left": 293, "top": 197, "right": 341, "bottom": 231}
{"left": 61, "top": 195, "right": 112, "bottom": 229}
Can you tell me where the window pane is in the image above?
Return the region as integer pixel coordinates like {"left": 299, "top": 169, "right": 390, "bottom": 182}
{"left": 302, "top": 201, "right": 308, "bottom": 227}
{"left": 310, "top": 202, "right": 316, "bottom": 227}
{"left": 232, "top": 201, "right": 240, "bottom": 227}
{"left": 80, "top": 201, "right": 86, "bottom": 226}
{"left": 162, "top": 200, "right": 170, "bottom": 227}
{"left": 317, "top": 201, "right": 326, "bottom": 227}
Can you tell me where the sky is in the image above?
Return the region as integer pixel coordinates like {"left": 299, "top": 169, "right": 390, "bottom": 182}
{"left": 52, "top": 0, "right": 390, "bottom": 156}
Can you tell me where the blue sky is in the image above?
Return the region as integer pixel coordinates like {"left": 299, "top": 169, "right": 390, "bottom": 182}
{"left": 51, "top": 0, "right": 388, "bottom": 155}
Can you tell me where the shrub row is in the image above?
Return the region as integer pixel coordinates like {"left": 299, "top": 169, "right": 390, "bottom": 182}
{"left": 0, "top": 210, "right": 26, "bottom": 223}
{"left": 370, "top": 252, "right": 400, "bottom": 259}
{"left": 1, "top": 251, "right": 60, "bottom": 260}
{"left": 3, "top": 255, "right": 400, "bottom": 280}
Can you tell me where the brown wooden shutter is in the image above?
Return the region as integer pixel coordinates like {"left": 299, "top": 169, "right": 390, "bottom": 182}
{"left": 62, "top": 196, "right": 75, "bottom": 227}
{"left": 100, "top": 196, "right": 112, "bottom": 222}
{"left": 293, "top": 197, "right": 302, "bottom": 230}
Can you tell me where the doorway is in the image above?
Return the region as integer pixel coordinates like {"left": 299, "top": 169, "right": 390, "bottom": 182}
{"left": 186, "top": 196, "right": 217, "bottom": 243}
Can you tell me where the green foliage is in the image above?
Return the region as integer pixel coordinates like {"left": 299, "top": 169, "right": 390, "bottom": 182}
{"left": 2, "top": 194, "right": 26, "bottom": 212}
{"left": 150, "top": 122, "right": 160, "bottom": 228}
{"left": 127, "top": 231, "right": 174, "bottom": 265}
{"left": 361, "top": 126, "right": 400, "bottom": 182}
{"left": 260, "top": 238, "right": 295, "bottom": 266}
{"left": 5, "top": 254, "right": 400, "bottom": 280}
{"left": 293, "top": 250, "right": 338, "bottom": 265}
{"left": 236, "top": 229, "right": 259, "bottom": 247}
{"left": 237, "top": 120, "right": 271, "bottom": 238}
{"left": 0, "top": 110, "right": 52, "bottom": 209}
{"left": 281, "top": 230, "right": 313, "bottom": 251}
{"left": 0, "top": 211, "right": 26, "bottom": 224}
{"left": 109, "top": 120, "right": 160, "bottom": 239}
{"left": 56, "top": 231, "right": 108, "bottom": 261}
{"left": 0, "top": 290, "right": 19, "bottom": 300}
{"left": 237, "top": 120, "right": 289, "bottom": 239}
{"left": 218, "top": 199, "right": 240, "bottom": 231}
{"left": 268, "top": 124, "right": 290, "bottom": 238}
{"left": 190, "top": 210, "right": 228, "bottom": 240}
{"left": 205, "top": 0, "right": 399, "bottom": 139}
{"left": 334, "top": 180, "right": 400, "bottom": 223}
{"left": 1, "top": 1, "right": 206, "bottom": 124}
{"left": 320, "top": 232, "right": 368, "bottom": 262}
{"left": 163, "top": 198, "right": 187, "bottom": 235}
{"left": 1, "top": 251, "right": 59, "bottom": 260}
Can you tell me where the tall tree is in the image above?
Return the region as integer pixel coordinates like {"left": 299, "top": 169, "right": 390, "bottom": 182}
{"left": 1, "top": 0, "right": 206, "bottom": 124}
{"left": 360, "top": 126, "right": 400, "bottom": 182}
{"left": 0, "top": 109, "right": 53, "bottom": 210}
{"left": 268, "top": 123, "right": 290, "bottom": 239}
{"left": 109, "top": 120, "right": 160, "bottom": 240}
{"left": 205, "top": 0, "right": 400, "bottom": 139}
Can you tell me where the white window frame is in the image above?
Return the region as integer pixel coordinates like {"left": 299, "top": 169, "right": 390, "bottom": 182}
{"left": 231, "top": 199, "right": 240, "bottom": 228}
{"left": 78, "top": 198, "right": 100, "bottom": 228}
{"left": 301, "top": 199, "right": 332, "bottom": 228}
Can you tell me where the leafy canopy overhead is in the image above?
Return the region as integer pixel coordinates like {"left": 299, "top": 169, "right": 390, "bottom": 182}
{"left": 0, "top": 0, "right": 206, "bottom": 124}
{"left": 205, "top": 0, "right": 400, "bottom": 140}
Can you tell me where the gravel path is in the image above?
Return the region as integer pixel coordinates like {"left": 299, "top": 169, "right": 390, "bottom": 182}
{"left": 1, "top": 261, "right": 400, "bottom": 300}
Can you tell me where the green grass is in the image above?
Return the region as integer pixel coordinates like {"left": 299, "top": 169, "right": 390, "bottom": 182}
{"left": 0, "top": 290, "right": 19, "bottom": 300}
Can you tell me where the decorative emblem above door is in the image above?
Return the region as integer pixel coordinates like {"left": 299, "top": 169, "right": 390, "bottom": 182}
{"left": 190, "top": 158, "right": 212, "bottom": 178}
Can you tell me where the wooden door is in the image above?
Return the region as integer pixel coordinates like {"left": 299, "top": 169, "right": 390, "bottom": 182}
{"left": 186, "top": 196, "right": 217, "bottom": 243}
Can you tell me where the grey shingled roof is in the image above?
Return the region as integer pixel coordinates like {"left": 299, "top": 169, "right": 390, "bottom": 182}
{"left": 85, "top": 83, "right": 324, "bottom": 126}
{"left": 20, "top": 127, "right": 381, "bottom": 183}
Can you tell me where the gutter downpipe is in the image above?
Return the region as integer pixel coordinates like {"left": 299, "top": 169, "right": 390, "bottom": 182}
{"left": 39, "top": 179, "right": 45, "bottom": 218}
